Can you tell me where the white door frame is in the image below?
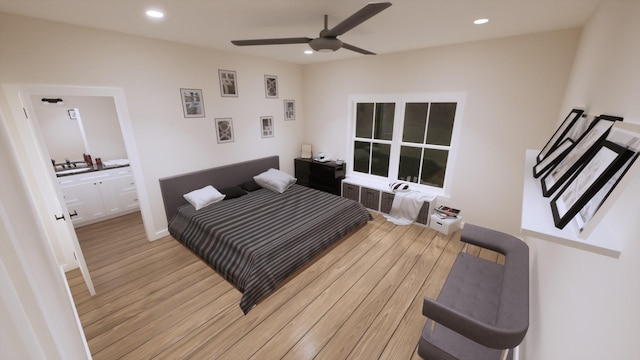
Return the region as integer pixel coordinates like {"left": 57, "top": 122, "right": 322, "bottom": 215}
{"left": 2, "top": 83, "right": 154, "bottom": 294}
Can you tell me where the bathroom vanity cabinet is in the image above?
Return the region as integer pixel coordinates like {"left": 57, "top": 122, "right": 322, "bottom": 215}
{"left": 58, "top": 166, "right": 138, "bottom": 227}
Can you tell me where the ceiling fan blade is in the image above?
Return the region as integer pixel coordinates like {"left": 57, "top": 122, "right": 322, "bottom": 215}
{"left": 341, "top": 42, "right": 376, "bottom": 55}
{"left": 231, "top": 37, "right": 312, "bottom": 46}
{"left": 324, "top": 2, "right": 392, "bottom": 37}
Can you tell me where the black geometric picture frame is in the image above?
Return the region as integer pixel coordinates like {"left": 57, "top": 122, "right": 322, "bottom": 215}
{"left": 533, "top": 138, "right": 574, "bottom": 178}
{"left": 215, "top": 117, "right": 234, "bottom": 143}
{"left": 264, "top": 75, "right": 278, "bottom": 99}
{"left": 284, "top": 99, "right": 295, "bottom": 121}
{"left": 541, "top": 115, "right": 619, "bottom": 197}
{"left": 537, "top": 108, "right": 584, "bottom": 163}
{"left": 550, "top": 140, "right": 633, "bottom": 229}
{"left": 180, "top": 88, "right": 205, "bottom": 118}
{"left": 219, "top": 69, "right": 238, "bottom": 97}
{"left": 575, "top": 123, "right": 640, "bottom": 233}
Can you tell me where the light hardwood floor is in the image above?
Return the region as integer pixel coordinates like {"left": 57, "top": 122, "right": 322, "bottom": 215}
{"left": 66, "top": 211, "right": 501, "bottom": 359}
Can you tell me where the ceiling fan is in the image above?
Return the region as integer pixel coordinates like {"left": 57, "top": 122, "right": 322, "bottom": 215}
{"left": 231, "top": 2, "right": 392, "bottom": 55}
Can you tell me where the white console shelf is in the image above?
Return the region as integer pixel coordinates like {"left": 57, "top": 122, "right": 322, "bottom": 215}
{"left": 521, "top": 149, "right": 621, "bottom": 258}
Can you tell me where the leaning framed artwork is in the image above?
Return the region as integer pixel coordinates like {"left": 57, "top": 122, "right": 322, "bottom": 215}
{"left": 264, "top": 75, "right": 278, "bottom": 98}
{"left": 537, "top": 108, "right": 584, "bottom": 162}
{"left": 219, "top": 70, "right": 238, "bottom": 97}
{"left": 260, "top": 116, "right": 274, "bottom": 138}
{"left": 575, "top": 122, "right": 640, "bottom": 236}
{"left": 533, "top": 138, "right": 574, "bottom": 178}
{"left": 215, "top": 118, "right": 234, "bottom": 143}
{"left": 180, "top": 88, "right": 205, "bottom": 118}
{"left": 284, "top": 99, "right": 295, "bottom": 121}
{"left": 540, "top": 116, "right": 618, "bottom": 197}
{"left": 550, "top": 140, "right": 633, "bottom": 229}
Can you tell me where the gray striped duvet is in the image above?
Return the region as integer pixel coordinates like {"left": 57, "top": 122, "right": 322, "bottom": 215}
{"left": 168, "top": 184, "right": 372, "bottom": 314}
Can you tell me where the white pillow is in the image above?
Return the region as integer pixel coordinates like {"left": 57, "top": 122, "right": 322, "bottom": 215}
{"left": 183, "top": 185, "right": 225, "bottom": 210}
{"left": 254, "top": 168, "right": 297, "bottom": 194}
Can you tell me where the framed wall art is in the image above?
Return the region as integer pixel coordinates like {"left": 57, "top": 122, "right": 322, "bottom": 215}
{"left": 575, "top": 122, "right": 640, "bottom": 235}
{"left": 67, "top": 108, "right": 78, "bottom": 120}
{"left": 550, "top": 140, "right": 634, "bottom": 229}
{"left": 537, "top": 108, "right": 584, "bottom": 162}
{"left": 533, "top": 138, "right": 574, "bottom": 178}
{"left": 215, "top": 118, "right": 234, "bottom": 143}
{"left": 264, "top": 75, "right": 278, "bottom": 98}
{"left": 180, "top": 88, "right": 205, "bottom": 118}
{"left": 219, "top": 70, "right": 238, "bottom": 97}
{"left": 540, "top": 115, "right": 619, "bottom": 197}
{"left": 284, "top": 99, "right": 295, "bottom": 121}
{"left": 260, "top": 116, "right": 274, "bottom": 138}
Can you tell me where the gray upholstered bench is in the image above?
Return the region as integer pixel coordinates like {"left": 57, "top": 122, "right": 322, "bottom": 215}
{"left": 418, "top": 223, "right": 529, "bottom": 360}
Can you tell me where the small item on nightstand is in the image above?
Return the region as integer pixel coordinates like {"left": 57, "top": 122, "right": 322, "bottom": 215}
{"left": 95, "top": 157, "right": 103, "bottom": 169}
{"left": 301, "top": 144, "right": 312, "bottom": 159}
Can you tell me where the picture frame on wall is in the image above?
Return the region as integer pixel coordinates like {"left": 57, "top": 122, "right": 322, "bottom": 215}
{"left": 540, "top": 116, "right": 619, "bottom": 197}
{"left": 219, "top": 70, "right": 238, "bottom": 97}
{"left": 284, "top": 99, "right": 295, "bottom": 121}
{"left": 550, "top": 140, "right": 634, "bottom": 229}
{"left": 264, "top": 75, "right": 278, "bottom": 98}
{"left": 575, "top": 123, "right": 640, "bottom": 234}
{"left": 260, "top": 116, "right": 274, "bottom": 138}
{"left": 67, "top": 109, "right": 78, "bottom": 120}
{"left": 536, "top": 108, "right": 584, "bottom": 163}
{"left": 215, "top": 118, "right": 234, "bottom": 143}
{"left": 533, "top": 138, "right": 574, "bottom": 178}
{"left": 180, "top": 88, "right": 205, "bottom": 118}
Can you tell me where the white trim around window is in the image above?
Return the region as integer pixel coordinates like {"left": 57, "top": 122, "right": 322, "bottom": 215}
{"left": 345, "top": 92, "right": 466, "bottom": 197}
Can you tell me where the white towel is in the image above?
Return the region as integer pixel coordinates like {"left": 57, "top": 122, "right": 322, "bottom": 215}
{"left": 384, "top": 191, "right": 435, "bottom": 225}
{"left": 102, "top": 158, "right": 130, "bottom": 167}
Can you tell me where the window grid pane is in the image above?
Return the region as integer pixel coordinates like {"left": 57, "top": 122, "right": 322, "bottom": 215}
{"left": 425, "top": 102, "right": 457, "bottom": 146}
{"left": 355, "top": 103, "right": 374, "bottom": 139}
{"left": 398, "top": 146, "right": 422, "bottom": 183}
{"left": 353, "top": 141, "right": 371, "bottom": 173}
{"left": 402, "top": 102, "right": 429, "bottom": 144}
{"left": 373, "top": 103, "right": 395, "bottom": 141}
{"left": 420, "top": 148, "right": 449, "bottom": 188}
{"left": 371, "top": 143, "right": 391, "bottom": 177}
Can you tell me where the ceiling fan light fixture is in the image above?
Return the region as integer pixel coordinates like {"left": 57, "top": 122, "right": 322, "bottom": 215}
{"left": 309, "top": 37, "right": 343, "bottom": 52}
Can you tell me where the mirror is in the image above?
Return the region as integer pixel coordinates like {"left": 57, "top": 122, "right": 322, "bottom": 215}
{"left": 31, "top": 95, "right": 127, "bottom": 164}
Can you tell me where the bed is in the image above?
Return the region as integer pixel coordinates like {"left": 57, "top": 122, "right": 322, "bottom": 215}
{"left": 159, "top": 156, "right": 372, "bottom": 313}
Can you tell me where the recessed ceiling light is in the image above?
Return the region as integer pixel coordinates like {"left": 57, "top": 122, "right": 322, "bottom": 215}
{"left": 474, "top": 18, "right": 489, "bottom": 25}
{"left": 304, "top": 50, "right": 313, "bottom": 55}
{"left": 146, "top": 9, "right": 164, "bottom": 19}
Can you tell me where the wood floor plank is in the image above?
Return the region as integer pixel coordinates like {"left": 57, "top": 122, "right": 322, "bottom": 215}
{"left": 314, "top": 226, "right": 436, "bottom": 359}
{"left": 279, "top": 224, "right": 425, "bottom": 360}
{"left": 64, "top": 210, "right": 503, "bottom": 360}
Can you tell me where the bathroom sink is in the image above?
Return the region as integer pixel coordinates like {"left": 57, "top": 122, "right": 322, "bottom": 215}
{"left": 56, "top": 167, "right": 92, "bottom": 176}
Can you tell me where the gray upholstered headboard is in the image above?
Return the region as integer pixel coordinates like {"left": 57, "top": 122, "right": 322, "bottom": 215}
{"left": 159, "top": 156, "right": 280, "bottom": 221}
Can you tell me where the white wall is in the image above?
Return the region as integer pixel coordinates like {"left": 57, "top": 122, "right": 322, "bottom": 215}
{"left": 0, "top": 109, "right": 90, "bottom": 359}
{"left": 31, "top": 95, "right": 128, "bottom": 162}
{"left": 522, "top": 2, "right": 640, "bottom": 359}
{"left": 0, "top": 12, "right": 305, "bottom": 239}
{"left": 302, "top": 29, "right": 581, "bottom": 235}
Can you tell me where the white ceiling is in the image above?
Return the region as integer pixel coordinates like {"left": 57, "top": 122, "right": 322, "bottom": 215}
{"left": 0, "top": 0, "right": 601, "bottom": 64}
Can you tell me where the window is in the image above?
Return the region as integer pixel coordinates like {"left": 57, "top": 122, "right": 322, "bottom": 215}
{"left": 349, "top": 94, "right": 464, "bottom": 194}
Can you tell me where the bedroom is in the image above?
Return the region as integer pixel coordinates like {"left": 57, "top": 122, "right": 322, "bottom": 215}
{"left": 1, "top": 1, "right": 639, "bottom": 359}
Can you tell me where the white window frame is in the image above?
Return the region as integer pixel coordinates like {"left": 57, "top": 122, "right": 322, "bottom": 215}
{"left": 345, "top": 92, "right": 466, "bottom": 197}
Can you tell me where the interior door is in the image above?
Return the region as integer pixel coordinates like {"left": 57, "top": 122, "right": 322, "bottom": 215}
{"left": 3, "top": 85, "right": 95, "bottom": 295}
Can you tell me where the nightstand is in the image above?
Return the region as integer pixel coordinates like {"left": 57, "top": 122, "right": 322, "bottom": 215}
{"left": 430, "top": 214, "right": 462, "bottom": 235}
{"left": 294, "top": 158, "right": 345, "bottom": 195}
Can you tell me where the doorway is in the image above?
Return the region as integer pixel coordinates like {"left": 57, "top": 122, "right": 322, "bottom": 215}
{"left": 2, "top": 84, "right": 153, "bottom": 295}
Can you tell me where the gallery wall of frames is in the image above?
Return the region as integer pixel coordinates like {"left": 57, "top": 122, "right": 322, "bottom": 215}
{"left": 178, "top": 70, "right": 296, "bottom": 144}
